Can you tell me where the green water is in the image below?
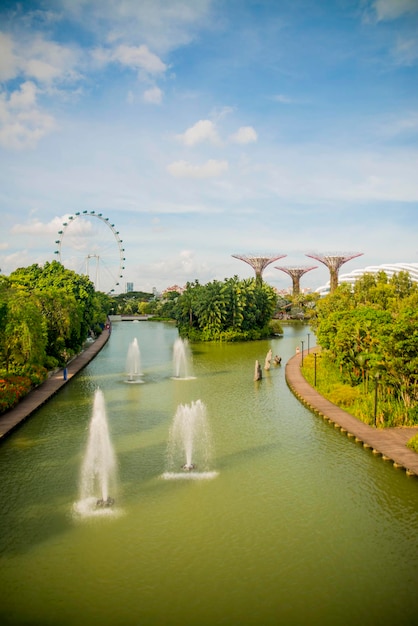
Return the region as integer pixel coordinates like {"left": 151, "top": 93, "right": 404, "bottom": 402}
{"left": 0, "top": 322, "right": 417, "bottom": 626}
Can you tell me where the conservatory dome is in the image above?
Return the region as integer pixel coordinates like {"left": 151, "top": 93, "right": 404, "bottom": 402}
{"left": 316, "top": 262, "right": 418, "bottom": 296}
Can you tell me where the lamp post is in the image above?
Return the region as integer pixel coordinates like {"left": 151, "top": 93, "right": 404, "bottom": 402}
{"left": 373, "top": 374, "right": 379, "bottom": 427}
{"left": 301, "top": 340, "right": 304, "bottom": 366}
{"left": 307, "top": 333, "right": 310, "bottom": 354}
{"left": 314, "top": 353, "right": 317, "bottom": 386}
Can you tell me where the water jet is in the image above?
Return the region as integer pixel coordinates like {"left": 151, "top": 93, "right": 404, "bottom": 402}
{"left": 172, "top": 337, "right": 195, "bottom": 379}
{"left": 164, "top": 400, "right": 216, "bottom": 480}
{"left": 125, "top": 337, "right": 143, "bottom": 383}
{"left": 75, "top": 388, "right": 117, "bottom": 516}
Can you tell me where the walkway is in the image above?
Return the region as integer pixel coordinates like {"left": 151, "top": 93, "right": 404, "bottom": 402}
{"left": 0, "top": 329, "right": 111, "bottom": 441}
{"left": 286, "top": 350, "right": 418, "bottom": 478}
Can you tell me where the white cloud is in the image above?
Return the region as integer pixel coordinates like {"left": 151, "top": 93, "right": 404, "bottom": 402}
{"left": 54, "top": 0, "right": 213, "bottom": 55}
{"left": 24, "top": 36, "right": 81, "bottom": 83}
{"left": 177, "top": 119, "right": 220, "bottom": 146}
{"left": 145, "top": 249, "right": 212, "bottom": 288}
{"left": 167, "top": 159, "right": 228, "bottom": 178}
{"left": 230, "top": 126, "right": 258, "bottom": 144}
{"left": 143, "top": 86, "right": 163, "bottom": 104}
{"left": 93, "top": 43, "right": 167, "bottom": 76}
{"left": 373, "top": 0, "right": 418, "bottom": 21}
{"left": 0, "top": 32, "right": 19, "bottom": 81}
{"left": 8, "top": 81, "right": 37, "bottom": 108}
{"left": 273, "top": 94, "right": 293, "bottom": 104}
{"left": 259, "top": 145, "right": 418, "bottom": 203}
{"left": 393, "top": 35, "right": 418, "bottom": 65}
{"left": 0, "top": 82, "right": 57, "bottom": 150}
{"left": 112, "top": 44, "right": 167, "bottom": 74}
{"left": 0, "top": 250, "right": 32, "bottom": 274}
{"left": 179, "top": 249, "right": 197, "bottom": 273}
{"left": 11, "top": 216, "right": 67, "bottom": 235}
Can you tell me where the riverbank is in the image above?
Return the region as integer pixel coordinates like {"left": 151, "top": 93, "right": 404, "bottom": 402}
{"left": 0, "top": 328, "right": 111, "bottom": 441}
{"left": 286, "top": 349, "right": 418, "bottom": 478}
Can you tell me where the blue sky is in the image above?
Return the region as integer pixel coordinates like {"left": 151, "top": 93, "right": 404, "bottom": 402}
{"left": 1, "top": 0, "right": 418, "bottom": 294}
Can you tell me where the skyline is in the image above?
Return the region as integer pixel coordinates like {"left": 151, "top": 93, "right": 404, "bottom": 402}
{"left": 1, "top": 0, "right": 418, "bottom": 294}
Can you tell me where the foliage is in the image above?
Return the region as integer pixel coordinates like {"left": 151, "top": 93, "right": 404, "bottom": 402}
{"left": 407, "top": 433, "right": 418, "bottom": 453}
{"left": 0, "top": 261, "right": 111, "bottom": 375}
{"left": 109, "top": 290, "right": 154, "bottom": 315}
{"left": 174, "top": 277, "right": 278, "bottom": 342}
{"left": 268, "top": 319, "right": 284, "bottom": 335}
{"left": 275, "top": 291, "right": 320, "bottom": 320}
{"left": 0, "top": 374, "right": 33, "bottom": 413}
{"left": 307, "top": 270, "right": 418, "bottom": 428}
{"left": 327, "top": 384, "right": 361, "bottom": 407}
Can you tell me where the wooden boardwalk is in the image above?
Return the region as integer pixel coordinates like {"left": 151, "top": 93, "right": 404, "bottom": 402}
{"left": 0, "top": 329, "right": 111, "bottom": 441}
{"left": 286, "top": 350, "right": 418, "bottom": 478}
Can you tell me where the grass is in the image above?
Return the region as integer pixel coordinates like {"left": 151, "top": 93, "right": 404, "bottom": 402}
{"left": 301, "top": 352, "right": 417, "bottom": 429}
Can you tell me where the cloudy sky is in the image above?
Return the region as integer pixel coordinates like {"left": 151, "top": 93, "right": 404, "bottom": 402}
{"left": 1, "top": 0, "right": 417, "bottom": 294}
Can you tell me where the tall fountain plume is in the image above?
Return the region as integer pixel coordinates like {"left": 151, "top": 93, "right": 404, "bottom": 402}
{"left": 172, "top": 337, "right": 194, "bottom": 379}
{"left": 164, "top": 400, "right": 216, "bottom": 479}
{"left": 78, "top": 388, "right": 117, "bottom": 510}
{"left": 125, "top": 337, "right": 142, "bottom": 383}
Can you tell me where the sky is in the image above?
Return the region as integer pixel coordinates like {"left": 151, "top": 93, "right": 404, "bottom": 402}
{"left": 0, "top": 0, "right": 418, "bottom": 295}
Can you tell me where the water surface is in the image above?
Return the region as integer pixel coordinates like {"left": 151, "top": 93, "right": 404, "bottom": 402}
{"left": 0, "top": 322, "right": 417, "bottom": 626}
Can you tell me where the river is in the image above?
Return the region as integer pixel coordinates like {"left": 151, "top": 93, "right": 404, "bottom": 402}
{"left": 0, "top": 321, "right": 417, "bottom": 626}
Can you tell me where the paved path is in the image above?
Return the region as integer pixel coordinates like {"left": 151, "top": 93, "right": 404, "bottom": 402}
{"left": 0, "top": 329, "right": 111, "bottom": 441}
{"left": 286, "top": 350, "right": 418, "bottom": 478}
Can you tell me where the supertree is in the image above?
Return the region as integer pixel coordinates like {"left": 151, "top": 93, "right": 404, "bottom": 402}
{"left": 305, "top": 252, "right": 363, "bottom": 293}
{"left": 232, "top": 253, "right": 287, "bottom": 283}
{"left": 274, "top": 265, "right": 318, "bottom": 296}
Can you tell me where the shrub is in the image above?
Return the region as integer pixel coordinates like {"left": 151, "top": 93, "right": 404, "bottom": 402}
{"left": 0, "top": 375, "right": 33, "bottom": 414}
{"left": 406, "top": 433, "right": 418, "bottom": 453}
{"left": 268, "top": 319, "right": 284, "bottom": 335}
{"left": 21, "top": 364, "right": 48, "bottom": 386}
{"left": 327, "top": 384, "right": 360, "bottom": 407}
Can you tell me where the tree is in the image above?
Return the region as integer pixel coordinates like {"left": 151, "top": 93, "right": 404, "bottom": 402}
{"left": 1, "top": 289, "right": 47, "bottom": 372}
{"left": 175, "top": 277, "right": 278, "bottom": 341}
{"left": 312, "top": 270, "right": 418, "bottom": 425}
{"left": 5, "top": 261, "right": 111, "bottom": 369}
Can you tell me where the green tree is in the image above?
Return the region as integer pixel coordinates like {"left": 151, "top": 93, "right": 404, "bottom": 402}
{"left": 311, "top": 270, "right": 418, "bottom": 425}
{"left": 175, "top": 277, "right": 277, "bottom": 341}
{"left": 1, "top": 289, "right": 47, "bottom": 372}
{"left": 7, "top": 261, "right": 110, "bottom": 367}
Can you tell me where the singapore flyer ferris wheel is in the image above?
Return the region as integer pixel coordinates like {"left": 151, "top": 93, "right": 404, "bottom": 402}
{"left": 54, "top": 211, "right": 125, "bottom": 294}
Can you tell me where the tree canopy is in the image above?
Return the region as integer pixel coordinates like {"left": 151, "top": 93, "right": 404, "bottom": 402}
{"left": 311, "top": 270, "right": 418, "bottom": 425}
{"left": 0, "top": 261, "right": 112, "bottom": 374}
{"left": 174, "top": 276, "right": 279, "bottom": 341}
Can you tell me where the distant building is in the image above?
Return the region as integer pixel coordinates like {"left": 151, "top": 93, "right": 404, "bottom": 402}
{"left": 126, "top": 282, "right": 134, "bottom": 292}
{"left": 163, "top": 284, "right": 185, "bottom": 296}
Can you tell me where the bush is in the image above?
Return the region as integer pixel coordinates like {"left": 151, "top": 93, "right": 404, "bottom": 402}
{"left": 301, "top": 351, "right": 418, "bottom": 428}
{"left": 407, "top": 433, "right": 418, "bottom": 453}
{"left": 21, "top": 364, "right": 48, "bottom": 386}
{"left": 327, "top": 384, "right": 361, "bottom": 407}
{"left": 0, "top": 374, "right": 33, "bottom": 414}
{"left": 268, "top": 319, "right": 284, "bottom": 335}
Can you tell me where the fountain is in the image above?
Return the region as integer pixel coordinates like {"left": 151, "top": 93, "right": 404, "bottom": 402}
{"left": 75, "top": 388, "right": 117, "bottom": 515}
{"left": 172, "top": 337, "right": 195, "bottom": 380}
{"left": 163, "top": 400, "right": 217, "bottom": 480}
{"left": 125, "top": 337, "right": 143, "bottom": 383}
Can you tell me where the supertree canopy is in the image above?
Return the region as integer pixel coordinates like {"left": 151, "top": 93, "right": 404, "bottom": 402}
{"left": 274, "top": 265, "right": 317, "bottom": 296}
{"left": 305, "top": 252, "right": 363, "bottom": 293}
{"left": 232, "top": 253, "right": 287, "bottom": 282}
